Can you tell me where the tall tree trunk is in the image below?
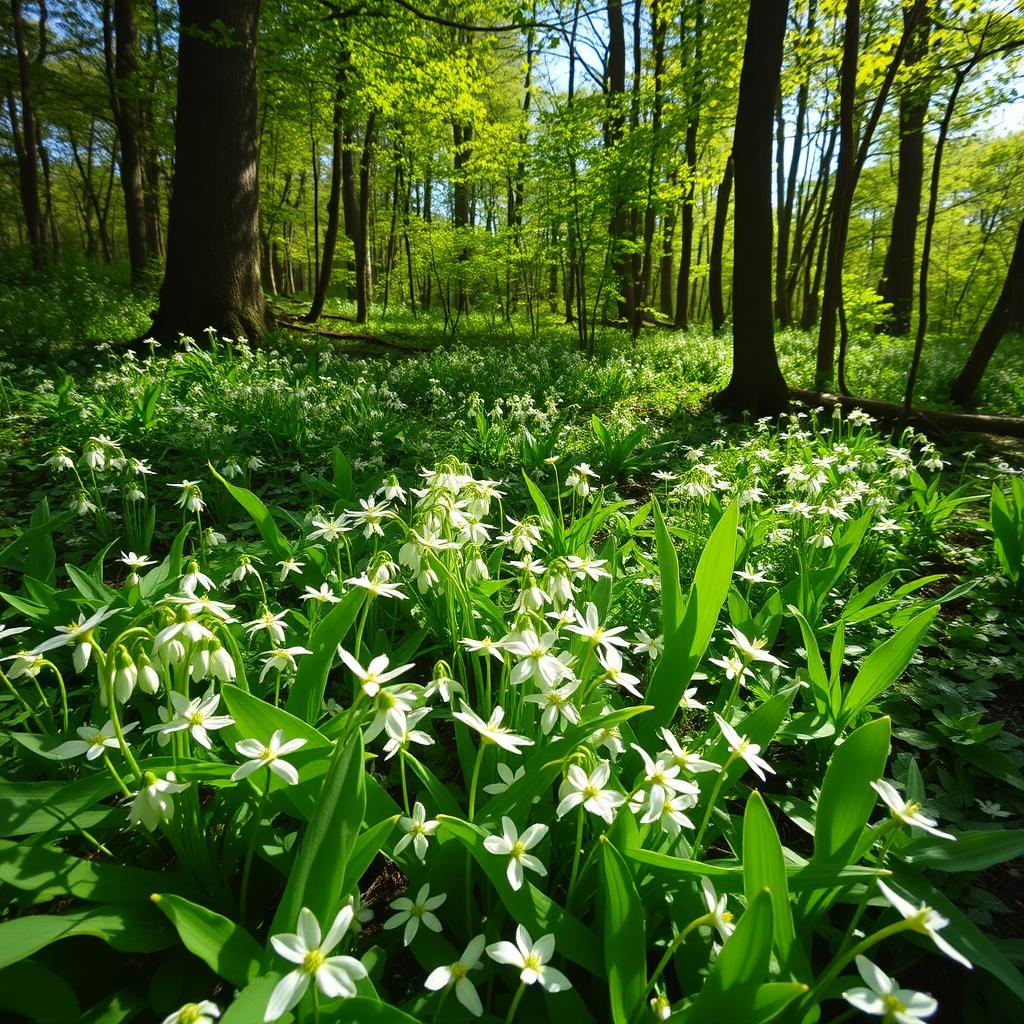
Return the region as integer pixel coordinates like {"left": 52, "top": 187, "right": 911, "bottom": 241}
{"left": 708, "top": 153, "right": 733, "bottom": 335}
{"left": 104, "top": 0, "right": 150, "bottom": 280}
{"left": 148, "top": 0, "right": 267, "bottom": 344}
{"left": 306, "top": 55, "right": 348, "bottom": 322}
{"left": 713, "top": 0, "right": 789, "bottom": 415}
{"left": 658, "top": 199, "right": 676, "bottom": 319}
{"left": 605, "top": 0, "right": 631, "bottom": 323}
{"left": 355, "top": 109, "right": 376, "bottom": 323}
{"left": 638, "top": 0, "right": 665, "bottom": 325}
{"left": 675, "top": 0, "right": 704, "bottom": 329}
{"left": 9, "top": 0, "right": 46, "bottom": 270}
{"left": 951, "top": 215, "right": 1024, "bottom": 405}
{"left": 877, "top": 8, "right": 931, "bottom": 336}
{"left": 453, "top": 121, "right": 473, "bottom": 313}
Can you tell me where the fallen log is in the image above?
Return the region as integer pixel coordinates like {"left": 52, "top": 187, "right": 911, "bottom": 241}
{"left": 275, "top": 318, "right": 429, "bottom": 353}
{"left": 789, "top": 387, "right": 1024, "bottom": 440}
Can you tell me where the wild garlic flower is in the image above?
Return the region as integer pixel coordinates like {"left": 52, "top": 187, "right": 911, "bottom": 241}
{"left": 424, "top": 934, "right": 486, "bottom": 1017}
{"left": 394, "top": 801, "right": 439, "bottom": 861}
{"left": 232, "top": 730, "right": 307, "bottom": 785}
{"left": 384, "top": 883, "right": 446, "bottom": 945}
{"left": 597, "top": 646, "right": 643, "bottom": 698}
{"left": 145, "top": 689, "right": 234, "bottom": 750}
{"left": 871, "top": 780, "right": 954, "bottom": 841}
{"left": 129, "top": 771, "right": 188, "bottom": 831}
{"left": 453, "top": 703, "right": 533, "bottom": 754}
{"left": 53, "top": 719, "right": 137, "bottom": 760}
{"left": 277, "top": 557, "right": 304, "bottom": 581}
{"left": 714, "top": 713, "right": 775, "bottom": 782}
{"left": 700, "top": 878, "right": 735, "bottom": 941}
{"left": 525, "top": 679, "right": 582, "bottom": 734}
{"left": 504, "top": 629, "right": 569, "bottom": 688}
{"left": 337, "top": 648, "right": 415, "bottom": 698}
{"left": 487, "top": 925, "right": 572, "bottom": 992}
{"left": 382, "top": 707, "right": 434, "bottom": 759}
{"left": 557, "top": 762, "right": 626, "bottom": 822}
{"left": 876, "top": 880, "right": 971, "bottom": 969}
{"left": 301, "top": 583, "right": 340, "bottom": 605}
{"left": 633, "top": 628, "right": 663, "bottom": 661}
{"left": 483, "top": 817, "right": 548, "bottom": 890}
{"left": 657, "top": 728, "right": 718, "bottom": 773}
{"left": 843, "top": 955, "right": 938, "bottom": 1023}
{"left": 265, "top": 905, "right": 367, "bottom": 1020}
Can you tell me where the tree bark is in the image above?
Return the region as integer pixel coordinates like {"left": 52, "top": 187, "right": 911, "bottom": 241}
{"left": 951, "top": 215, "right": 1024, "bottom": 405}
{"left": 708, "top": 153, "right": 733, "bottom": 335}
{"left": 355, "top": 109, "right": 376, "bottom": 323}
{"left": 713, "top": 0, "right": 789, "bottom": 415}
{"left": 148, "top": 0, "right": 268, "bottom": 344}
{"left": 877, "top": 8, "right": 931, "bottom": 335}
{"left": 104, "top": 0, "right": 150, "bottom": 281}
{"left": 605, "top": 0, "right": 632, "bottom": 324}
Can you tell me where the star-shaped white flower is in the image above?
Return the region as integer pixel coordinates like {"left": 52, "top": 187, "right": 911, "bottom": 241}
{"left": 52, "top": 719, "right": 137, "bottom": 761}
{"left": 486, "top": 925, "right": 572, "bottom": 992}
{"left": 424, "top": 935, "right": 486, "bottom": 1017}
{"left": 483, "top": 816, "right": 548, "bottom": 890}
{"left": 384, "top": 883, "right": 446, "bottom": 945}
{"left": 871, "top": 780, "right": 954, "bottom": 841}
{"left": 265, "top": 905, "right": 367, "bottom": 1020}
{"left": 876, "top": 880, "right": 971, "bottom": 969}
{"left": 843, "top": 955, "right": 938, "bottom": 1023}
{"left": 337, "top": 647, "right": 415, "bottom": 698}
{"left": 453, "top": 702, "right": 533, "bottom": 755}
{"left": 714, "top": 713, "right": 775, "bottom": 782}
{"left": 557, "top": 762, "right": 626, "bottom": 823}
{"left": 145, "top": 689, "right": 233, "bottom": 750}
{"left": 393, "top": 801, "right": 439, "bottom": 862}
{"left": 232, "top": 730, "right": 307, "bottom": 785}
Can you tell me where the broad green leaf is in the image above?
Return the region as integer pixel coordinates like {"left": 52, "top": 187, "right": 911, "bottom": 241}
{"left": 210, "top": 463, "right": 291, "bottom": 560}
{"left": 0, "top": 507, "right": 74, "bottom": 573}
{"left": 151, "top": 893, "right": 261, "bottom": 987}
{"left": 220, "top": 975, "right": 287, "bottom": 1024}
{"left": 267, "top": 730, "right": 366, "bottom": 955}
{"left": 343, "top": 815, "right": 399, "bottom": 894}
{"left": 813, "top": 717, "right": 891, "bottom": 864}
{"left": 25, "top": 497, "right": 57, "bottom": 586}
{"left": 438, "top": 815, "right": 603, "bottom": 977}
{"left": 679, "top": 982, "right": 807, "bottom": 1024}
{"left": 285, "top": 586, "right": 364, "bottom": 723}
{"left": 333, "top": 998, "right": 425, "bottom": 1022}
{"left": 0, "top": 904, "right": 171, "bottom": 969}
{"left": 0, "top": 776, "right": 122, "bottom": 838}
{"left": 898, "top": 829, "right": 1024, "bottom": 873}
{"left": 840, "top": 609, "right": 937, "bottom": 727}
{"left": 707, "top": 888, "right": 773, "bottom": 991}
{"left": 653, "top": 496, "right": 683, "bottom": 634}
{"left": 641, "top": 499, "right": 738, "bottom": 742}
{"left": 743, "top": 792, "right": 796, "bottom": 971}
{"left": 600, "top": 839, "right": 646, "bottom": 1023}
{"left": 0, "top": 960, "right": 81, "bottom": 1024}
{"left": 788, "top": 606, "right": 831, "bottom": 717}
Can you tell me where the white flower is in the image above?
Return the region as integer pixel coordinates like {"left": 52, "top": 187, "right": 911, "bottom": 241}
{"left": 424, "top": 935, "right": 486, "bottom": 1017}
{"left": 161, "top": 999, "right": 220, "bottom": 1024}
{"left": 265, "top": 906, "right": 367, "bottom": 1020}
{"left": 277, "top": 557, "right": 305, "bottom": 581}
{"left": 504, "top": 629, "right": 571, "bottom": 688}
{"left": 308, "top": 514, "right": 349, "bottom": 542}
{"left": 487, "top": 925, "right": 572, "bottom": 992}
{"left": 52, "top": 719, "right": 137, "bottom": 761}
{"left": 460, "top": 635, "right": 505, "bottom": 662}
{"left": 129, "top": 771, "right": 188, "bottom": 831}
{"left": 557, "top": 762, "right": 626, "bottom": 822}
{"left": 384, "top": 883, "right": 446, "bottom": 945}
{"left": 119, "top": 551, "right": 156, "bottom": 571}
{"left": 144, "top": 689, "right": 234, "bottom": 750}
{"left": 382, "top": 707, "right": 434, "bottom": 760}
{"left": 597, "top": 646, "right": 643, "bottom": 698}
{"left": 483, "top": 762, "right": 526, "bottom": 796}
{"left": 394, "top": 801, "right": 439, "bottom": 862}
{"left": 525, "top": 678, "right": 581, "bottom": 734}
{"left": 843, "top": 955, "right": 938, "bottom": 1023}
{"left": 453, "top": 702, "right": 533, "bottom": 754}
{"left": 483, "top": 816, "right": 548, "bottom": 890}
{"left": 566, "top": 602, "right": 630, "bottom": 657}
{"left": 31, "top": 607, "right": 115, "bottom": 660}
{"left": 725, "top": 626, "right": 784, "bottom": 666}
{"left": 871, "top": 780, "right": 954, "bottom": 841}
{"left": 181, "top": 562, "right": 215, "bottom": 595}
{"left": 633, "top": 628, "right": 663, "bottom": 660}
{"left": 259, "top": 646, "right": 312, "bottom": 684}
{"left": 345, "top": 574, "right": 407, "bottom": 600}
{"left": 170, "top": 480, "right": 206, "bottom": 513}
{"left": 245, "top": 609, "right": 290, "bottom": 645}
{"left": 232, "top": 730, "right": 308, "bottom": 785}
{"left": 679, "top": 686, "right": 706, "bottom": 711}
{"left": 709, "top": 652, "right": 753, "bottom": 682}
{"left": 876, "top": 880, "right": 972, "bottom": 969}
{"left": 657, "top": 728, "right": 718, "bottom": 773}
{"left": 700, "top": 878, "right": 735, "bottom": 941}
{"left": 301, "top": 583, "right": 341, "bottom": 604}
{"left": 714, "top": 713, "right": 775, "bottom": 782}
{"left": 337, "top": 648, "right": 415, "bottom": 698}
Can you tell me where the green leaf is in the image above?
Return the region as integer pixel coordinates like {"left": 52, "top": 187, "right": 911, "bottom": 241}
{"left": 151, "top": 893, "right": 261, "bottom": 987}
{"left": 653, "top": 496, "right": 683, "bottom": 635}
{"left": 679, "top": 982, "right": 807, "bottom": 1024}
{"left": 0, "top": 904, "right": 171, "bottom": 969}
{"left": 285, "top": 587, "right": 364, "bottom": 724}
{"left": 209, "top": 463, "right": 291, "bottom": 560}
{"left": 25, "top": 497, "right": 57, "bottom": 586}
{"left": 641, "top": 499, "right": 738, "bottom": 742}
{"left": 438, "top": 815, "right": 603, "bottom": 977}
{"left": 267, "top": 729, "right": 366, "bottom": 954}
{"left": 0, "top": 961, "right": 81, "bottom": 1024}
{"left": 813, "top": 717, "right": 891, "bottom": 865}
{"left": 0, "top": 507, "right": 74, "bottom": 573}
{"left": 220, "top": 975, "right": 287, "bottom": 1024}
{"left": 898, "top": 829, "right": 1024, "bottom": 873}
{"left": 743, "top": 792, "right": 796, "bottom": 972}
{"left": 332, "top": 998, "right": 425, "bottom": 1022}
{"left": 708, "top": 888, "right": 773, "bottom": 991}
{"left": 600, "top": 839, "right": 646, "bottom": 1023}
{"left": 788, "top": 606, "right": 831, "bottom": 718}
{"left": 839, "top": 609, "right": 937, "bottom": 727}
{"left": 343, "top": 815, "right": 399, "bottom": 894}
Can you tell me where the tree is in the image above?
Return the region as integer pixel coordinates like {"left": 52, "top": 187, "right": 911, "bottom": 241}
{"left": 713, "top": 0, "right": 788, "bottom": 416}
{"left": 951, "top": 214, "right": 1024, "bottom": 405}
{"left": 148, "top": 0, "right": 268, "bottom": 344}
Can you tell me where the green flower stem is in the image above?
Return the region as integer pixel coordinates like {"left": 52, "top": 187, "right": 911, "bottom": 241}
{"left": 691, "top": 753, "right": 737, "bottom": 858}
{"left": 467, "top": 742, "right": 485, "bottom": 822}
{"left": 352, "top": 594, "right": 372, "bottom": 663}
{"left": 400, "top": 750, "right": 411, "bottom": 815}
{"left": 504, "top": 982, "right": 526, "bottom": 1024}
{"left": 645, "top": 913, "right": 713, "bottom": 997}
{"left": 565, "top": 805, "right": 586, "bottom": 910}
{"left": 92, "top": 641, "right": 143, "bottom": 783}
{"left": 795, "top": 920, "right": 911, "bottom": 1016}
{"left": 431, "top": 984, "right": 452, "bottom": 1023}
{"left": 41, "top": 660, "right": 69, "bottom": 730}
{"left": 240, "top": 769, "right": 272, "bottom": 920}
{"left": 102, "top": 752, "right": 133, "bottom": 799}
{"left": 0, "top": 668, "right": 47, "bottom": 732}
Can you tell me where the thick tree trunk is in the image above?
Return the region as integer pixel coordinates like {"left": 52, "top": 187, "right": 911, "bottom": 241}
{"left": 355, "top": 110, "right": 376, "bottom": 324}
{"left": 659, "top": 199, "right": 676, "bottom": 319}
{"left": 638, "top": 0, "right": 665, "bottom": 325}
{"left": 105, "top": 0, "right": 150, "bottom": 281}
{"left": 148, "top": 0, "right": 268, "bottom": 344}
{"left": 605, "top": 0, "right": 632, "bottom": 324}
{"left": 713, "top": 1, "right": 789, "bottom": 415}
{"left": 708, "top": 153, "right": 733, "bottom": 335}
{"left": 306, "top": 56, "right": 348, "bottom": 323}
{"left": 877, "top": 9, "right": 930, "bottom": 336}
{"left": 951, "top": 216, "right": 1024, "bottom": 405}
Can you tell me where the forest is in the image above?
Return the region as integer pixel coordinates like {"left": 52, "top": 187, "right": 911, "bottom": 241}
{"left": 1, "top": 2, "right": 1024, "bottom": 1023}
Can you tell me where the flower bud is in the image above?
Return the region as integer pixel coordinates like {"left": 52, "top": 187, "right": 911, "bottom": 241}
{"left": 136, "top": 652, "right": 161, "bottom": 695}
